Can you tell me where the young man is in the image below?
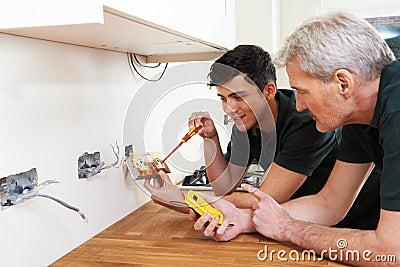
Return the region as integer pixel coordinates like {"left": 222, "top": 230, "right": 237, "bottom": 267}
{"left": 191, "top": 12, "right": 399, "bottom": 266}
{"left": 188, "top": 45, "right": 379, "bottom": 229}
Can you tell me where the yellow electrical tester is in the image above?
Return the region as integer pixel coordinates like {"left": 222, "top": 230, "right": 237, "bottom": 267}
{"left": 185, "top": 190, "right": 224, "bottom": 227}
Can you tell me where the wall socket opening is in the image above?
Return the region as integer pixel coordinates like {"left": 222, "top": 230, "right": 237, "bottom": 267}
{"left": 77, "top": 152, "right": 103, "bottom": 179}
{"left": 0, "top": 168, "right": 38, "bottom": 207}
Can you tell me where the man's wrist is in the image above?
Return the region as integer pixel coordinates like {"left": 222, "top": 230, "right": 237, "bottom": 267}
{"left": 203, "top": 135, "right": 223, "bottom": 156}
{"left": 282, "top": 218, "right": 305, "bottom": 243}
{"left": 205, "top": 134, "right": 220, "bottom": 143}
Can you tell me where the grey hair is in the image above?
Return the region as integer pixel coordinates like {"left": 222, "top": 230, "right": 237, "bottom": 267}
{"left": 274, "top": 11, "right": 395, "bottom": 82}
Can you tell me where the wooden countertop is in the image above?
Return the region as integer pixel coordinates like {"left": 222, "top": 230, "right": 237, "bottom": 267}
{"left": 52, "top": 201, "right": 348, "bottom": 266}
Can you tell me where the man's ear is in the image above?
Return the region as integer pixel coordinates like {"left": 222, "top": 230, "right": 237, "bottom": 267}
{"left": 263, "top": 82, "right": 277, "bottom": 100}
{"left": 334, "top": 69, "right": 353, "bottom": 98}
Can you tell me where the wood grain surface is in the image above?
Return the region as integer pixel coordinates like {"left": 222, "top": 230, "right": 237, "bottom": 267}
{"left": 52, "top": 201, "right": 349, "bottom": 266}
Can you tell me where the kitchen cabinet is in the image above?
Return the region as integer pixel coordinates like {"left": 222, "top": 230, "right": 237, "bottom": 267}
{"left": 0, "top": 0, "right": 235, "bottom": 63}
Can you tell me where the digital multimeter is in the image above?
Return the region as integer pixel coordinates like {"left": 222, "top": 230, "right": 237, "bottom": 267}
{"left": 185, "top": 190, "right": 224, "bottom": 227}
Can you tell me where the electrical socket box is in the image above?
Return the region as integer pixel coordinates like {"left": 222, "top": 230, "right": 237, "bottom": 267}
{"left": 0, "top": 168, "right": 38, "bottom": 207}
{"left": 78, "top": 152, "right": 102, "bottom": 179}
{"left": 125, "top": 151, "right": 171, "bottom": 180}
{"left": 125, "top": 144, "right": 133, "bottom": 158}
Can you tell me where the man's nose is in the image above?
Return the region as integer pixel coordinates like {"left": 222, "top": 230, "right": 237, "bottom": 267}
{"left": 295, "top": 96, "right": 306, "bottom": 112}
{"left": 225, "top": 99, "right": 239, "bottom": 114}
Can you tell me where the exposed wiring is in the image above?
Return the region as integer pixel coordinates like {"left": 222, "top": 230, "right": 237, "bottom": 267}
{"left": 111, "top": 142, "right": 122, "bottom": 168}
{"left": 88, "top": 162, "right": 105, "bottom": 177}
{"left": 79, "top": 142, "right": 122, "bottom": 179}
{"left": 9, "top": 180, "right": 88, "bottom": 223}
{"left": 101, "top": 142, "right": 122, "bottom": 170}
{"left": 36, "top": 194, "right": 88, "bottom": 223}
{"left": 128, "top": 53, "right": 168, "bottom": 82}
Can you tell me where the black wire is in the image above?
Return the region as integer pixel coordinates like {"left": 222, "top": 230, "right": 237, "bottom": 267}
{"left": 128, "top": 53, "right": 168, "bottom": 82}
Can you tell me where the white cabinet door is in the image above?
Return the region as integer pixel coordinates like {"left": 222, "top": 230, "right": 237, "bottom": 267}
{"left": 102, "top": 0, "right": 236, "bottom": 49}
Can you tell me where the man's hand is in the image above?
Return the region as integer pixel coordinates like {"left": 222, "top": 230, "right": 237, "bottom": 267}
{"left": 144, "top": 171, "right": 190, "bottom": 214}
{"left": 188, "top": 192, "right": 254, "bottom": 241}
{"left": 188, "top": 111, "right": 218, "bottom": 139}
{"left": 242, "top": 184, "right": 293, "bottom": 242}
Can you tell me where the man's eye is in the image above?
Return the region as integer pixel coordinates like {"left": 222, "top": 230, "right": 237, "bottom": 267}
{"left": 220, "top": 97, "right": 226, "bottom": 102}
{"left": 234, "top": 95, "right": 243, "bottom": 100}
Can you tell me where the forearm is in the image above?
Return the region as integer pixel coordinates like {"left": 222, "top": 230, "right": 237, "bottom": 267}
{"left": 285, "top": 221, "right": 397, "bottom": 266}
{"left": 203, "top": 135, "right": 226, "bottom": 180}
{"left": 283, "top": 161, "right": 374, "bottom": 226}
{"left": 227, "top": 186, "right": 340, "bottom": 221}
{"left": 283, "top": 194, "right": 346, "bottom": 226}
{"left": 203, "top": 136, "right": 234, "bottom": 194}
{"left": 223, "top": 192, "right": 258, "bottom": 209}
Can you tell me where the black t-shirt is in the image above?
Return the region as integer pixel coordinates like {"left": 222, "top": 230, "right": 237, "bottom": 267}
{"left": 225, "top": 89, "right": 338, "bottom": 197}
{"left": 338, "top": 60, "right": 400, "bottom": 211}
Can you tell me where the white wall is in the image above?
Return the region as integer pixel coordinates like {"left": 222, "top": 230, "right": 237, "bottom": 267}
{"left": 235, "top": 0, "right": 323, "bottom": 88}
{"left": 276, "top": 0, "right": 322, "bottom": 88}
{"left": 235, "top": 0, "right": 279, "bottom": 53}
{"left": 0, "top": 33, "right": 151, "bottom": 266}
{"left": 0, "top": 31, "right": 229, "bottom": 266}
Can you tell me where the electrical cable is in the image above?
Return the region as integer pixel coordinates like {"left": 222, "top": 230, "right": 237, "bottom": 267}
{"left": 9, "top": 183, "right": 88, "bottom": 223}
{"left": 102, "top": 142, "right": 121, "bottom": 170}
{"left": 128, "top": 53, "right": 168, "bottom": 82}
{"left": 36, "top": 193, "right": 88, "bottom": 223}
{"left": 113, "top": 142, "right": 122, "bottom": 168}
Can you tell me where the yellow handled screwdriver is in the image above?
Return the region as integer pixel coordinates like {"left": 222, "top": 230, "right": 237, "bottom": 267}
{"left": 161, "top": 123, "right": 203, "bottom": 163}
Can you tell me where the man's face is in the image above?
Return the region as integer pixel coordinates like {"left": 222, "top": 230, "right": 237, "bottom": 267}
{"left": 216, "top": 75, "right": 268, "bottom": 131}
{"left": 286, "top": 58, "right": 346, "bottom": 133}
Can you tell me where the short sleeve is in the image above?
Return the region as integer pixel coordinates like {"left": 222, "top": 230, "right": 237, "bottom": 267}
{"left": 338, "top": 125, "right": 373, "bottom": 163}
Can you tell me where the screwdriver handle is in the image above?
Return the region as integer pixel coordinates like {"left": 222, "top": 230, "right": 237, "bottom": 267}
{"left": 181, "top": 123, "right": 203, "bottom": 143}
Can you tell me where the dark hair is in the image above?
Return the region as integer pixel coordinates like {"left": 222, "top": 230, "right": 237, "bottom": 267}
{"left": 208, "top": 45, "right": 277, "bottom": 91}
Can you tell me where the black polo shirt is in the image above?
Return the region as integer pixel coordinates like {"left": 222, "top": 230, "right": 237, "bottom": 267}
{"left": 225, "top": 89, "right": 338, "bottom": 197}
{"left": 338, "top": 60, "right": 400, "bottom": 211}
